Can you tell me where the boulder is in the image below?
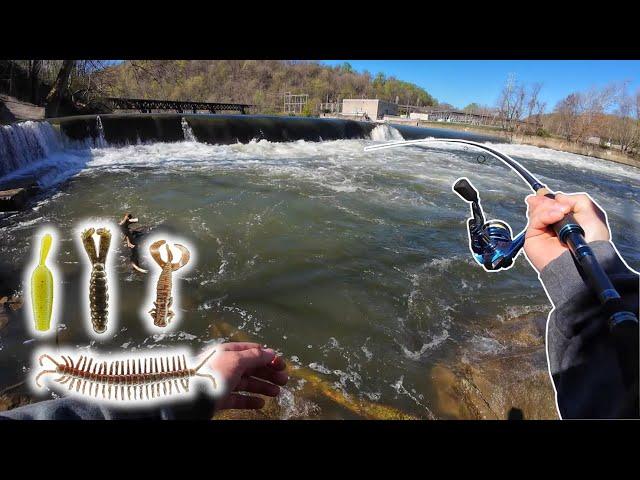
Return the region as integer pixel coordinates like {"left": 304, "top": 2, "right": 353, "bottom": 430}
{"left": 431, "top": 310, "right": 558, "bottom": 419}
{"left": 432, "top": 349, "right": 557, "bottom": 419}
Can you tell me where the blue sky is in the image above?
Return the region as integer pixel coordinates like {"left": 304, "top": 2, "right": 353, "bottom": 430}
{"left": 322, "top": 60, "right": 640, "bottom": 111}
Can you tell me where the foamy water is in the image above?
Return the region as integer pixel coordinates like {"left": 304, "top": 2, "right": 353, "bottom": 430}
{"left": 0, "top": 122, "right": 638, "bottom": 418}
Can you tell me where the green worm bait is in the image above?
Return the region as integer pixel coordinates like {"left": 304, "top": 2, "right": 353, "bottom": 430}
{"left": 30, "top": 233, "right": 54, "bottom": 332}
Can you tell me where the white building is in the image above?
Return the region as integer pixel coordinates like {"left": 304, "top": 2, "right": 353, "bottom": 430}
{"left": 341, "top": 99, "right": 398, "bottom": 121}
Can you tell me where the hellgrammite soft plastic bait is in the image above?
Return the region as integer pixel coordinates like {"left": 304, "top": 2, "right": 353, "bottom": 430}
{"left": 148, "top": 240, "right": 190, "bottom": 328}
{"left": 81, "top": 227, "right": 112, "bottom": 333}
{"left": 35, "top": 350, "right": 217, "bottom": 401}
{"left": 30, "top": 233, "right": 54, "bottom": 332}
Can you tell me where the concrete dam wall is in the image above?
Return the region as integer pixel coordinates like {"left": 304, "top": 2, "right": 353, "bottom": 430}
{"left": 49, "top": 114, "right": 502, "bottom": 146}
{"left": 0, "top": 114, "right": 503, "bottom": 193}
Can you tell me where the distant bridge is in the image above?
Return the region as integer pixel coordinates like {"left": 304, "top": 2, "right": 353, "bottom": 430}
{"left": 396, "top": 107, "right": 539, "bottom": 129}
{"left": 105, "top": 97, "right": 253, "bottom": 114}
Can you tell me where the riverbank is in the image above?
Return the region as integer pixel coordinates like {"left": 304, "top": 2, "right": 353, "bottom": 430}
{"left": 411, "top": 121, "right": 640, "bottom": 170}
{"left": 0, "top": 94, "right": 44, "bottom": 125}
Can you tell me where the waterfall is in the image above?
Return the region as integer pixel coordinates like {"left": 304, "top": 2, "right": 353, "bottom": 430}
{"left": 95, "top": 116, "right": 108, "bottom": 148}
{"left": 0, "top": 121, "right": 64, "bottom": 178}
{"left": 369, "top": 124, "right": 404, "bottom": 141}
{"left": 181, "top": 117, "right": 196, "bottom": 142}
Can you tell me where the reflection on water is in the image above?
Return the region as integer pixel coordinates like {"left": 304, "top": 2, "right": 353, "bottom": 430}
{"left": 0, "top": 136, "right": 638, "bottom": 418}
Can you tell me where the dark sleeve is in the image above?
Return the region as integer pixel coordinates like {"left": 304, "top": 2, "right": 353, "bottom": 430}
{"left": 540, "top": 240, "right": 639, "bottom": 419}
{"left": 0, "top": 389, "right": 216, "bottom": 420}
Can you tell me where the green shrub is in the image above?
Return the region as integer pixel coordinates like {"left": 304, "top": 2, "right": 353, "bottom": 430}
{"left": 535, "top": 127, "right": 551, "bottom": 138}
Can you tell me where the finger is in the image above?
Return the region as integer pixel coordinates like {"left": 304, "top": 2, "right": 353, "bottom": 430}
{"left": 527, "top": 195, "right": 568, "bottom": 230}
{"left": 218, "top": 342, "right": 263, "bottom": 352}
{"left": 247, "top": 366, "right": 289, "bottom": 386}
{"left": 525, "top": 194, "right": 546, "bottom": 209}
{"left": 268, "top": 355, "right": 286, "bottom": 371}
{"left": 553, "top": 192, "right": 581, "bottom": 212}
{"left": 225, "top": 393, "right": 265, "bottom": 410}
{"left": 555, "top": 193, "right": 604, "bottom": 217}
{"left": 236, "top": 347, "right": 277, "bottom": 370}
{"left": 529, "top": 205, "right": 568, "bottom": 231}
{"left": 526, "top": 194, "right": 565, "bottom": 215}
{"left": 236, "top": 376, "right": 281, "bottom": 396}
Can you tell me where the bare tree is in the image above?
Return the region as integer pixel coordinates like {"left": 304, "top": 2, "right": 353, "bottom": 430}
{"left": 574, "top": 84, "right": 619, "bottom": 143}
{"left": 45, "top": 60, "right": 75, "bottom": 118}
{"left": 554, "top": 93, "right": 582, "bottom": 141}
{"left": 525, "top": 82, "right": 543, "bottom": 125}
{"left": 497, "top": 73, "right": 526, "bottom": 140}
{"left": 609, "top": 88, "right": 639, "bottom": 153}
{"left": 28, "top": 60, "right": 42, "bottom": 104}
{"left": 534, "top": 100, "right": 547, "bottom": 128}
{"left": 552, "top": 84, "right": 619, "bottom": 144}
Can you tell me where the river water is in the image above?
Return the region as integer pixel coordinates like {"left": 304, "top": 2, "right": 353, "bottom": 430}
{"left": 1, "top": 123, "right": 638, "bottom": 418}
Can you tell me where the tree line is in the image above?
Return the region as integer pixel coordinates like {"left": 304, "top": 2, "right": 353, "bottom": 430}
{"left": 96, "top": 60, "right": 438, "bottom": 114}
{"left": 463, "top": 74, "right": 640, "bottom": 157}
{"left": 3, "top": 60, "right": 438, "bottom": 117}
{"left": 547, "top": 84, "right": 639, "bottom": 154}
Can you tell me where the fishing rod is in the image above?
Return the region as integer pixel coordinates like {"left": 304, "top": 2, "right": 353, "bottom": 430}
{"left": 365, "top": 138, "right": 638, "bottom": 386}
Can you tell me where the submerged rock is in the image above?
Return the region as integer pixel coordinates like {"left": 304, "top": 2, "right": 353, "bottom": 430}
{"left": 432, "top": 350, "right": 557, "bottom": 419}
{"left": 431, "top": 310, "right": 558, "bottom": 419}
{"left": 1, "top": 294, "right": 24, "bottom": 312}
{"left": 210, "top": 321, "right": 421, "bottom": 420}
{"left": 0, "top": 294, "right": 24, "bottom": 331}
{"left": 214, "top": 390, "right": 322, "bottom": 420}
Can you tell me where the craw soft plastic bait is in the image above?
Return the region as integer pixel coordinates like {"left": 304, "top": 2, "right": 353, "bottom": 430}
{"left": 148, "top": 240, "right": 190, "bottom": 328}
{"left": 30, "top": 233, "right": 54, "bottom": 331}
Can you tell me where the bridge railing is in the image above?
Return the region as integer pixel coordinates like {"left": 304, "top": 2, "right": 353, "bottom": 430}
{"left": 105, "top": 97, "right": 254, "bottom": 114}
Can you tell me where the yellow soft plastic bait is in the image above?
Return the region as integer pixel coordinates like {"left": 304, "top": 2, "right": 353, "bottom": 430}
{"left": 30, "top": 233, "right": 54, "bottom": 331}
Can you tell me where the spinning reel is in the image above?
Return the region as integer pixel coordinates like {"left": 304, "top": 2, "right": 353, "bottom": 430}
{"left": 453, "top": 178, "right": 525, "bottom": 271}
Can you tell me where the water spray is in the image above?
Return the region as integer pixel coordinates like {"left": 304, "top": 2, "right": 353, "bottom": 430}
{"left": 365, "top": 138, "right": 638, "bottom": 386}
